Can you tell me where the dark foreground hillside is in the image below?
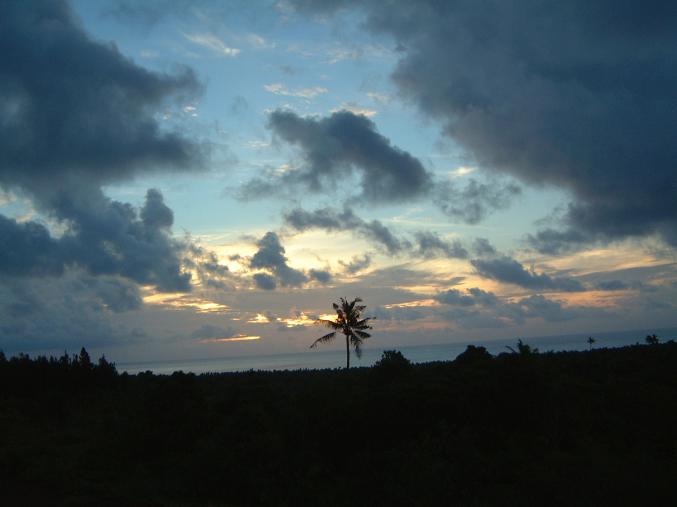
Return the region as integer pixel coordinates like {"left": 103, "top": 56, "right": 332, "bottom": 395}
{"left": 1, "top": 343, "right": 677, "bottom": 506}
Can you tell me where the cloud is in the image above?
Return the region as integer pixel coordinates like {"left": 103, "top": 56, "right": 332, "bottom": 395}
{"left": 263, "top": 83, "right": 328, "bottom": 99}
{"left": 308, "top": 269, "right": 332, "bottom": 284}
{"left": 414, "top": 231, "right": 468, "bottom": 259}
{"left": 0, "top": 189, "right": 191, "bottom": 291}
{"left": 257, "top": 110, "right": 433, "bottom": 203}
{"left": 253, "top": 272, "right": 277, "bottom": 290}
{"left": 290, "top": 0, "right": 677, "bottom": 250}
{"left": 339, "top": 253, "right": 372, "bottom": 274}
{"left": 472, "top": 237, "right": 497, "bottom": 257}
{"left": 433, "top": 286, "right": 598, "bottom": 327}
{"left": 190, "top": 324, "right": 238, "bottom": 340}
{"left": 284, "top": 206, "right": 409, "bottom": 255}
{"left": 183, "top": 32, "right": 241, "bottom": 57}
{"left": 434, "top": 287, "right": 498, "bottom": 307}
{"left": 0, "top": 1, "right": 204, "bottom": 194}
{"left": 331, "top": 102, "right": 378, "bottom": 117}
{"left": 250, "top": 232, "right": 309, "bottom": 288}
{"left": 284, "top": 206, "right": 471, "bottom": 260}
{"left": 471, "top": 256, "right": 585, "bottom": 292}
{"left": 0, "top": 1, "right": 208, "bottom": 294}
{"left": 433, "top": 179, "right": 521, "bottom": 224}
{"left": 241, "top": 109, "right": 519, "bottom": 222}
{"left": 0, "top": 270, "right": 143, "bottom": 351}
{"left": 519, "top": 295, "right": 579, "bottom": 322}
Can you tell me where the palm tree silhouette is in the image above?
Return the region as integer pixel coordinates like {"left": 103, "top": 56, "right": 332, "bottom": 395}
{"left": 311, "top": 297, "right": 372, "bottom": 369}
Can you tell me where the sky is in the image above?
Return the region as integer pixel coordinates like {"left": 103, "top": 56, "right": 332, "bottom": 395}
{"left": 2, "top": 0, "right": 677, "bottom": 363}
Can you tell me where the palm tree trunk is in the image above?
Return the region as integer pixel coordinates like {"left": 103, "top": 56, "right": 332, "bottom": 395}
{"left": 345, "top": 334, "right": 350, "bottom": 369}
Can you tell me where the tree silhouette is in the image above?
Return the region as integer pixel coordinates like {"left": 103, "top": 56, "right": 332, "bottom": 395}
{"left": 506, "top": 339, "right": 538, "bottom": 356}
{"left": 587, "top": 336, "right": 596, "bottom": 350}
{"left": 645, "top": 334, "right": 660, "bottom": 345}
{"left": 311, "top": 297, "right": 372, "bottom": 369}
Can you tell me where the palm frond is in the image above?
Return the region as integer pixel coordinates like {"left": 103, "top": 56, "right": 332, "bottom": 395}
{"left": 316, "top": 319, "right": 341, "bottom": 329}
{"left": 352, "top": 337, "right": 363, "bottom": 358}
{"left": 310, "top": 331, "right": 336, "bottom": 348}
{"left": 354, "top": 330, "right": 371, "bottom": 339}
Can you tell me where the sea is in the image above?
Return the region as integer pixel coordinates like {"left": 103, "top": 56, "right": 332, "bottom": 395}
{"left": 117, "top": 326, "right": 677, "bottom": 375}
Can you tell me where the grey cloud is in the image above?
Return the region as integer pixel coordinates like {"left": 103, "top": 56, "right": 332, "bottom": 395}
{"left": 253, "top": 273, "right": 277, "bottom": 290}
{"left": 243, "top": 110, "right": 518, "bottom": 224}
{"left": 0, "top": 1, "right": 204, "bottom": 196}
{"left": 263, "top": 110, "right": 432, "bottom": 203}
{"left": 595, "top": 280, "right": 630, "bottom": 291}
{"left": 284, "top": 206, "right": 409, "bottom": 255}
{"left": 433, "top": 180, "right": 521, "bottom": 225}
{"left": 435, "top": 287, "right": 498, "bottom": 307}
{"left": 190, "top": 324, "right": 238, "bottom": 340}
{"left": 250, "top": 232, "right": 309, "bottom": 288}
{"left": 309, "top": 269, "right": 332, "bottom": 284}
{"left": 0, "top": 189, "right": 191, "bottom": 292}
{"left": 184, "top": 244, "right": 231, "bottom": 290}
{"left": 0, "top": 1, "right": 205, "bottom": 294}
{"left": 0, "top": 271, "right": 141, "bottom": 351}
{"left": 81, "top": 276, "right": 143, "bottom": 313}
{"left": 291, "top": 0, "right": 677, "bottom": 249}
{"left": 284, "top": 206, "right": 468, "bottom": 259}
{"left": 519, "top": 295, "right": 578, "bottom": 322}
{"left": 370, "top": 305, "right": 426, "bottom": 321}
{"left": 471, "top": 256, "right": 585, "bottom": 292}
{"left": 472, "top": 237, "right": 497, "bottom": 257}
{"left": 433, "top": 285, "right": 590, "bottom": 327}
{"left": 414, "top": 231, "right": 468, "bottom": 259}
{"left": 339, "top": 253, "right": 372, "bottom": 274}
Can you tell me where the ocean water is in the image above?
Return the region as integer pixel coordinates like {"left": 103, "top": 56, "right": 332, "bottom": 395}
{"left": 117, "top": 326, "right": 677, "bottom": 375}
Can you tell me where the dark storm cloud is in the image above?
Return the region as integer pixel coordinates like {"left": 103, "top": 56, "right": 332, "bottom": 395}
{"left": 0, "top": 0, "right": 204, "bottom": 195}
{"left": 291, "top": 0, "right": 677, "bottom": 249}
{"left": 0, "top": 189, "right": 191, "bottom": 291}
{"left": 284, "top": 206, "right": 469, "bottom": 259}
{"left": 0, "top": 1, "right": 205, "bottom": 295}
{"left": 264, "top": 110, "right": 432, "bottom": 203}
{"left": 471, "top": 256, "right": 585, "bottom": 292}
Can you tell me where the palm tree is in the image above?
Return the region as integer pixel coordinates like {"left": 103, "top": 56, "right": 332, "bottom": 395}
{"left": 311, "top": 297, "right": 372, "bottom": 369}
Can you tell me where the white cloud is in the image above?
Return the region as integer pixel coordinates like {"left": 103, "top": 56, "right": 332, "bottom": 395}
{"left": 264, "top": 83, "right": 328, "bottom": 99}
{"left": 183, "top": 32, "right": 241, "bottom": 57}
{"left": 331, "top": 102, "right": 377, "bottom": 117}
{"left": 366, "top": 91, "right": 390, "bottom": 104}
{"left": 449, "top": 166, "right": 476, "bottom": 178}
{"left": 246, "top": 33, "right": 275, "bottom": 49}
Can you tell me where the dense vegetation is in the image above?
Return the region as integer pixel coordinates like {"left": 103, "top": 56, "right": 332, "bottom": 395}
{"left": 1, "top": 342, "right": 676, "bottom": 506}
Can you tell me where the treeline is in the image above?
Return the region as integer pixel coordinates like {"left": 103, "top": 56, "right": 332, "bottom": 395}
{"left": 1, "top": 341, "right": 677, "bottom": 506}
{"left": 0, "top": 347, "right": 117, "bottom": 394}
